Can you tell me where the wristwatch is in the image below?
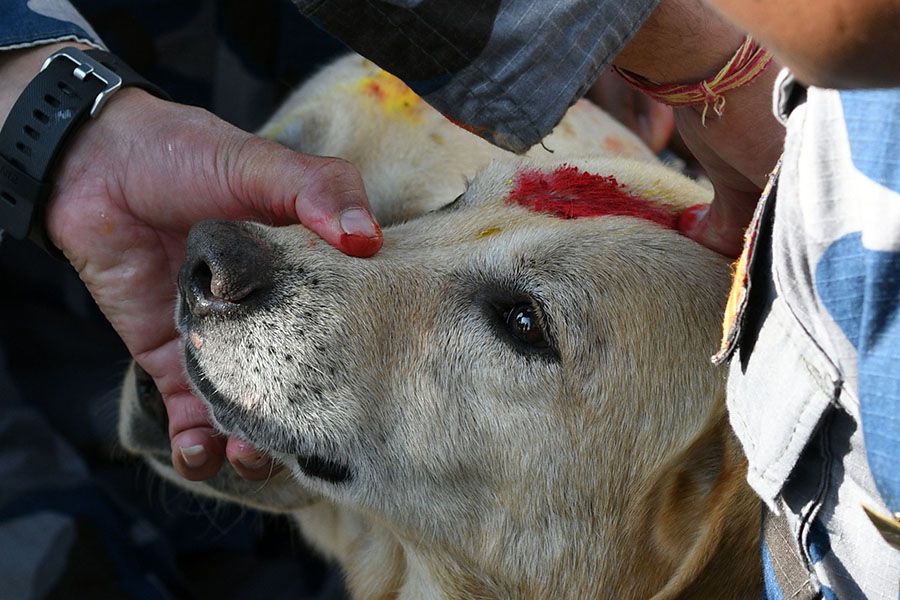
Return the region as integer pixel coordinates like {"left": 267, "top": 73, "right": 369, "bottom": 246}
{"left": 0, "top": 46, "right": 170, "bottom": 251}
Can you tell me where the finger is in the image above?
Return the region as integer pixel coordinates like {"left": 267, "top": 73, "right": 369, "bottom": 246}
{"left": 163, "top": 390, "right": 227, "bottom": 479}
{"left": 679, "top": 190, "right": 759, "bottom": 258}
{"left": 228, "top": 136, "right": 383, "bottom": 257}
{"left": 226, "top": 437, "right": 281, "bottom": 481}
{"left": 170, "top": 426, "right": 227, "bottom": 481}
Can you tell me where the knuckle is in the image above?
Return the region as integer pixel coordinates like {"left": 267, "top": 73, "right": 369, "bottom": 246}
{"left": 303, "top": 157, "right": 366, "bottom": 204}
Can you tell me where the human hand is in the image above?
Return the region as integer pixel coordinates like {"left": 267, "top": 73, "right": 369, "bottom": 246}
{"left": 672, "top": 62, "right": 784, "bottom": 257}
{"left": 614, "top": 0, "right": 785, "bottom": 257}
{"left": 1, "top": 44, "right": 381, "bottom": 482}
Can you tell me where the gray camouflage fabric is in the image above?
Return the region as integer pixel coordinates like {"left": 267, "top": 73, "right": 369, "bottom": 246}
{"left": 294, "top": 0, "right": 660, "bottom": 151}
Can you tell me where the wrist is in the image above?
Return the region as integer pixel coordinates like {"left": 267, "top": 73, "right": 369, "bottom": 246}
{"left": 0, "top": 42, "right": 95, "bottom": 123}
{"left": 615, "top": 0, "right": 745, "bottom": 83}
{"left": 0, "top": 46, "right": 171, "bottom": 250}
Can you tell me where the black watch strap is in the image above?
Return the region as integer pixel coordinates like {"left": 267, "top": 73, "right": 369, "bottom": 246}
{"left": 0, "top": 47, "right": 170, "bottom": 247}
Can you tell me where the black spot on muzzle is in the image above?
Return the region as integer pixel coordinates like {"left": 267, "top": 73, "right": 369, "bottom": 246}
{"left": 297, "top": 453, "right": 352, "bottom": 484}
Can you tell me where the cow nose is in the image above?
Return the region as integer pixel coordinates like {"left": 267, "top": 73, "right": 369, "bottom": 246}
{"left": 181, "top": 220, "right": 273, "bottom": 317}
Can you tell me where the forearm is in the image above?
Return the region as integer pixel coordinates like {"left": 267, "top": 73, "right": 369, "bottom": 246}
{"left": 704, "top": 0, "right": 900, "bottom": 88}
{"left": 614, "top": 0, "right": 745, "bottom": 84}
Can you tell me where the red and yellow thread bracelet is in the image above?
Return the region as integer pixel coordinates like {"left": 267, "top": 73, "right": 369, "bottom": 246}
{"left": 613, "top": 36, "right": 774, "bottom": 125}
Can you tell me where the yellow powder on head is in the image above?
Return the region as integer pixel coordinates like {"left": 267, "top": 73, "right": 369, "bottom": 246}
{"left": 264, "top": 69, "right": 424, "bottom": 140}
{"left": 355, "top": 70, "right": 423, "bottom": 121}
{"left": 476, "top": 226, "right": 503, "bottom": 239}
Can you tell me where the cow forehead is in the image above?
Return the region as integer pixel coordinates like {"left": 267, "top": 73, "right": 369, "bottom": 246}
{"left": 508, "top": 165, "right": 680, "bottom": 231}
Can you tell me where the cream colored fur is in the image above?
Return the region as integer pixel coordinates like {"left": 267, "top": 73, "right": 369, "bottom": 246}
{"left": 119, "top": 55, "right": 760, "bottom": 599}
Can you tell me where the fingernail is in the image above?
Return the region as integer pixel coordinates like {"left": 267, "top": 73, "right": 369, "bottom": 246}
{"left": 339, "top": 208, "right": 379, "bottom": 238}
{"left": 340, "top": 233, "right": 382, "bottom": 256}
{"left": 238, "top": 453, "right": 269, "bottom": 471}
{"left": 678, "top": 204, "right": 708, "bottom": 235}
{"left": 180, "top": 444, "right": 208, "bottom": 468}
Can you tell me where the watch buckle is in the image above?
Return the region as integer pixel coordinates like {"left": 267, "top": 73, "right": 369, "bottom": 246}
{"left": 41, "top": 48, "right": 123, "bottom": 117}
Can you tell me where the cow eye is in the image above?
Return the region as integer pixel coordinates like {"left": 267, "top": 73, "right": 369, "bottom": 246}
{"left": 503, "top": 303, "right": 549, "bottom": 348}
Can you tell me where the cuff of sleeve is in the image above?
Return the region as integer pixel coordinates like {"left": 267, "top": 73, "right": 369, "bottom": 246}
{"left": 0, "top": 35, "right": 104, "bottom": 53}
{"left": 0, "top": 1, "right": 104, "bottom": 51}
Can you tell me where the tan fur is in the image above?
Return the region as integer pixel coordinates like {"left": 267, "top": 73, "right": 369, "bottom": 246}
{"left": 639, "top": 402, "right": 761, "bottom": 600}
{"left": 119, "top": 55, "right": 760, "bottom": 599}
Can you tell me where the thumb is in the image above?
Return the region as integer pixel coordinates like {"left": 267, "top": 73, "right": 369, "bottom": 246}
{"left": 224, "top": 134, "right": 382, "bottom": 257}
{"left": 678, "top": 185, "right": 761, "bottom": 258}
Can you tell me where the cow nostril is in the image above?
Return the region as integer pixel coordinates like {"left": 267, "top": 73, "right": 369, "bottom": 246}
{"left": 182, "top": 220, "right": 274, "bottom": 318}
{"left": 191, "top": 260, "right": 214, "bottom": 300}
{"left": 187, "top": 258, "right": 251, "bottom": 316}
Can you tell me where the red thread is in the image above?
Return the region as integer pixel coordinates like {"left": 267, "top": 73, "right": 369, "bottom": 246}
{"left": 508, "top": 166, "right": 678, "bottom": 230}
{"left": 612, "top": 36, "right": 773, "bottom": 125}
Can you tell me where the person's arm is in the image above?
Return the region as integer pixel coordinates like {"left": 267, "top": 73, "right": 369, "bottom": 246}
{"left": 0, "top": 41, "right": 381, "bottom": 482}
{"left": 612, "top": 0, "right": 786, "bottom": 257}
{"left": 706, "top": 0, "right": 900, "bottom": 89}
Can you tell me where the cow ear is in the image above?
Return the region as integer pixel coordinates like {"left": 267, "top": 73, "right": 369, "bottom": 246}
{"left": 643, "top": 403, "right": 761, "bottom": 599}
{"left": 259, "top": 108, "right": 332, "bottom": 156}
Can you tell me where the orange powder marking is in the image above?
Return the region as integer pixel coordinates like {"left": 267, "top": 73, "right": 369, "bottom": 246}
{"left": 356, "top": 70, "right": 423, "bottom": 121}
{"left": 603, "top": 136, "right": 626, "bottom": 154}
{"left": 190, "top": 331, "right": 204, "bottom": 350}
{"left": 446, "top": 115, "right": 491, "bottom": 137}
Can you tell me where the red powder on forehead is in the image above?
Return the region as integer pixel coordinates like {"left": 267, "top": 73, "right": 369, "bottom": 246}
{"left": 508, "top": 166, "right": 678, "bottom": 230}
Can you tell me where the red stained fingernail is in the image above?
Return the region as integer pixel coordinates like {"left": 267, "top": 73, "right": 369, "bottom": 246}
{"left": 338, "top": 209, "right": 382, "bottom": 256}
{"left": 339, "top": 232, "right": 382, "bottom": 257}
{"left": 678, "top": 204, "right": 709, "bottom": 235}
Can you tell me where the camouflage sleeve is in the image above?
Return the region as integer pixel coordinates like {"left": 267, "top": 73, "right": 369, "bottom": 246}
{"left": 294, "top": 0, "right": 660, "bottom": 152}
{"left": 0, "top": 0, "right": 103, "bottom": 51}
